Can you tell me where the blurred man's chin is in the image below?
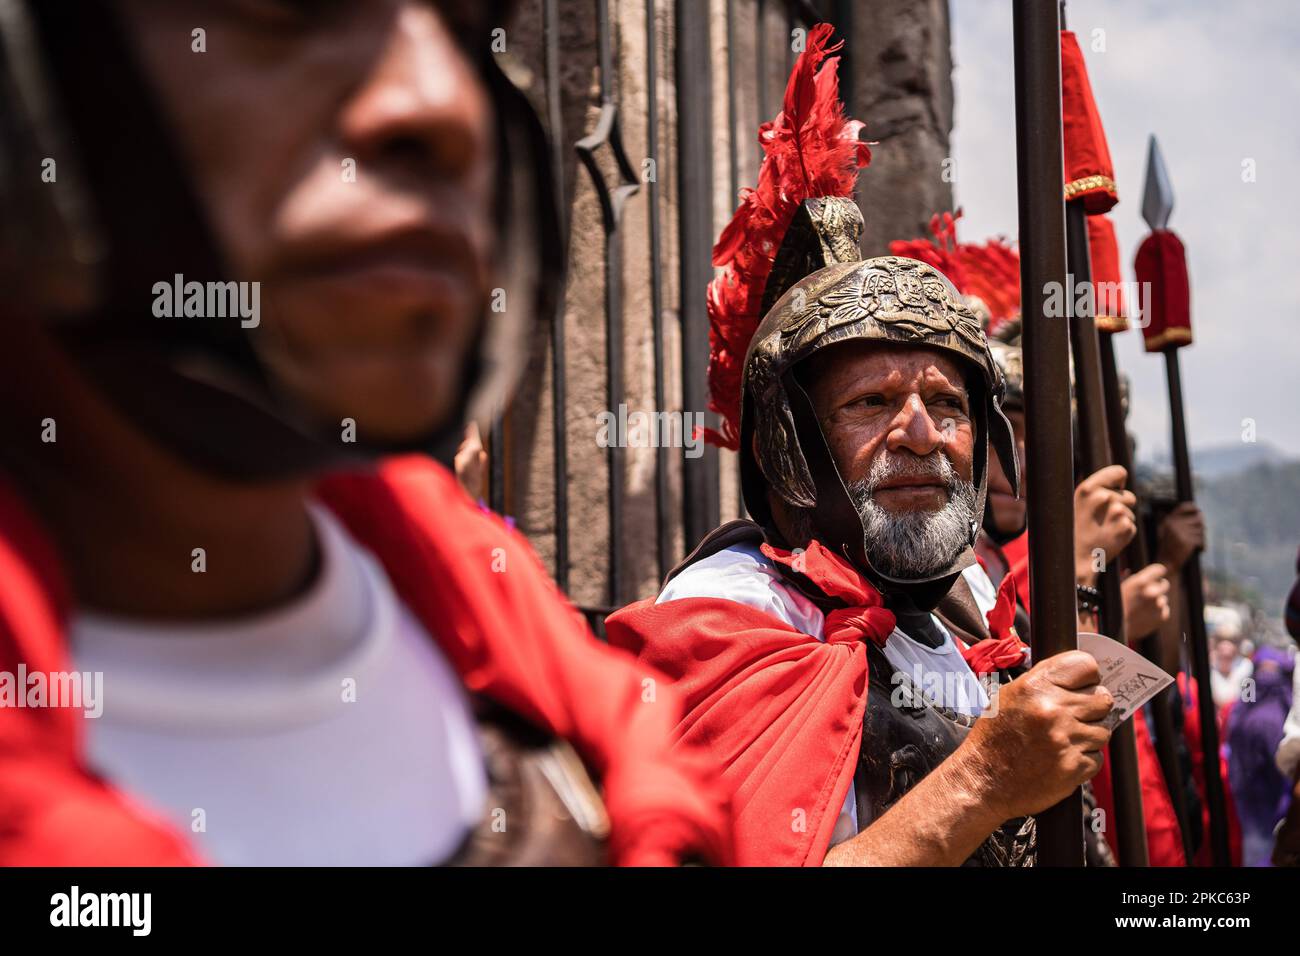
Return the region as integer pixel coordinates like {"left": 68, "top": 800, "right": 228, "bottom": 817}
{"left": 340, "top": 400, "right": 453, "bottom": 445}
{"left": 272, "top": 351, "right": 463, "bottom": 446}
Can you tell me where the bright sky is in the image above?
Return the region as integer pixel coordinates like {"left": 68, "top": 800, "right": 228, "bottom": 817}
{"left": 949, "top": 0, "right": 1300, "bottom": 463}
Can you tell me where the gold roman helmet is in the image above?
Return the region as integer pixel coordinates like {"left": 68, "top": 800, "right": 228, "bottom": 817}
{"left": 703, "top": 27, "right": 1017, "bottom": 598}
{"left": 734, "top": 199, "right": 1020, "bottom": 593}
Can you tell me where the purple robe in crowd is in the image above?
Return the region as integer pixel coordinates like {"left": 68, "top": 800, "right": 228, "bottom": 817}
{"left": 1226, "top": 646, "right": 1295, "bottom": 866}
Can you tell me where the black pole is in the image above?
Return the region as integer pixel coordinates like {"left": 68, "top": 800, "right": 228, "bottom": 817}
{"left": 1166, "top": 348, "right": 1231, "bottom": 866}
{"left": 1065, "top": 204, "right": 1149, "bottom": 866}
{"left": 1098, "top": 340, "right": 1144, "bottom": 568}
{"left": 1098, "top": 334, "right": 1195, "bottom": 862}
{"left": 832, "top": 0, "right": 855, "bottom": 116}
{"left": 645, "top": 0, "right": 671, "bottom": 581}
{"left": 676, "top": 0, "right": 720, "bottom": 552}
{"left": 1062, "top": 0, "right": 1188, "bottom": 853}
{"left": 1012, "top": 0, "right": 1083, "bottom": 867}
{"left": 542, "top": 0, "right": 570, "bottom": 593}
{"left": 596, "top": 0, "right": 624, "bottom": 607}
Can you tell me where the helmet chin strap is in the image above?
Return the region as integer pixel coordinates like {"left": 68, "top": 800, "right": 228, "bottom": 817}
{"left": 980, "top": 393, "right": 1026, "bottom": 546}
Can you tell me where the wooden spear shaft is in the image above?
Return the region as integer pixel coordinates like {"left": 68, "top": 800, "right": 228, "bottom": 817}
{"left": 1097, "top": 334, "right": 1196, "bottom": 862}
{"left": 1065, "top": 203, "right": 1149, "bottom": 866}
{"left": 1165, "top": 348, "right": 1231, "bottom": 866}
{"left": 1012, "top": 0, "right": 1083, "bottom": 866}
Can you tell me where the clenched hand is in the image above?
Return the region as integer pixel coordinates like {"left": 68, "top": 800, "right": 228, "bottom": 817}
{"left": 1074, "top": 465, "right": 1138, "bottom": 585}
{"left": 958, "top": 650, "right": 1114, "bottom": 820}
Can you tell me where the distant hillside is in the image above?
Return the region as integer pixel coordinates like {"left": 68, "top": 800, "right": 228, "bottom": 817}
{"left": 1148, "top": 441, "right": 1296, "bottom": 481}
{"left": 1197, "top": 460, "right": 1300, "bottom": 620}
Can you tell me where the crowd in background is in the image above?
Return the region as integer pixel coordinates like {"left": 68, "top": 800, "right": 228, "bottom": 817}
{"left": 1213, "top": 560, "right": 1300, "bottom": 865}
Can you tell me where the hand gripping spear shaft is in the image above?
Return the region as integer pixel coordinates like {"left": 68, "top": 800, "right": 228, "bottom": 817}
{"left": 1091, "top": 215, "right": 1196, "bottom": 863}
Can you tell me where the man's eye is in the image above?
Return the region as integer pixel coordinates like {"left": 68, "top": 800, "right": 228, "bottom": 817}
{"left": 849, "top": 394, "right": 886, "bottom": 409}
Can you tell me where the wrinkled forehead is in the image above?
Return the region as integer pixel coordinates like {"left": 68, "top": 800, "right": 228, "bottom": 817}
{"left": 799, "top": 338, "right": 973, "bottom": 398}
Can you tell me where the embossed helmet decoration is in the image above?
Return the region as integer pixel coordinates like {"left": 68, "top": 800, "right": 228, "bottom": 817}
{"left": 703, "top": 32, "right": 1018, "bottom": 594}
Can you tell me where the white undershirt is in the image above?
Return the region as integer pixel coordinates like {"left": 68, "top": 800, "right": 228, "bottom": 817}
{"left": 70, "top": 505, "right": 487, "bottom": 866}
{"left": 658, "top": 544, "right": 999, "bottom": 845}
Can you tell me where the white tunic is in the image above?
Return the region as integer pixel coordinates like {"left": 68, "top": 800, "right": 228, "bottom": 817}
{"left": 657, "top": 542, "right": 999, "bottom": 846}
{"left": 71, "top": 505, "right": 488, "bottom": 866}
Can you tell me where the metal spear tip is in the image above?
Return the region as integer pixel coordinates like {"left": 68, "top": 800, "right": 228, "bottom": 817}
{"left": 1141, "top": 134, "right": 1174, "bottom": 230}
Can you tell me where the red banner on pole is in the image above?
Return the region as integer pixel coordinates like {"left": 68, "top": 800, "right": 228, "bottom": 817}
{"left": 1088, "top": 215, "right": 1127, "bottom": 332}
{"left": 1061, "top": 31, "right": 1118, "bottom": 213}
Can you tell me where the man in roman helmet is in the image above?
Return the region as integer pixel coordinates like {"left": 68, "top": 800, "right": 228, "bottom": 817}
{"left": 606, "top": 26, "right": 1114, "bottom": 866}
{"left": 0, "top": 0, "right": 731, "bottom": 866}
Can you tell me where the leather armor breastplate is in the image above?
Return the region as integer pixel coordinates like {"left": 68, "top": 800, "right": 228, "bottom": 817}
{"left": 855, "top": 642, "right": 1036, "bottom": 866}
{"left": 443, "top": 699, "right": 610, "bottom": 866}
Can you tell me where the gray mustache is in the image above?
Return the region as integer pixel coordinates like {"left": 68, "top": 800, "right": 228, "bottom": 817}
{"left": 860, "top": 452, "right": 956, "bottom": 496}
{"left": 845, "top": 451, "right": 979, "bottom": 580}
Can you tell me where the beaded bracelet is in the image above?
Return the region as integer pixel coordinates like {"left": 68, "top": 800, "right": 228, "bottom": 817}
{"left": 1076, "top": 584, "right": 1101, "bottom": 614}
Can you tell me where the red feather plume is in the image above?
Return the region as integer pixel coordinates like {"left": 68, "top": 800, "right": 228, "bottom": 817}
{"left": 889, "top": 211, "right": 1021, "bottom": 338}
{"left": 703, "top": 23, "right": 871, "bottom": 450}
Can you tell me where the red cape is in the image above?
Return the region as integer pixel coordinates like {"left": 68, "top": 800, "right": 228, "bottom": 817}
{"left": 1091, "top": 707, "right": 1187, "bottom": 866}
{"left": 606, "top": 540, "right": 903, "bottom": 866}
{"left": 0, "top": 456, "right": 733, "bottom": 866}
{"left": 607, "top": 545, "right": 1033, "bottom": 867}
{"left": 1003, "top": 530, "right": 1031, "bottom": 614}
{"left": 603, "top": 539, "right": 1052, "bottom": 865}
{"left": 608, "top": 594, "right": 866, "bottom": 866}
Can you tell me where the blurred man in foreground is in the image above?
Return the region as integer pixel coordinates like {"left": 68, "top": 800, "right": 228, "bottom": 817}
{"left": 0, "top": 0, "right": 729, "bottom": 866}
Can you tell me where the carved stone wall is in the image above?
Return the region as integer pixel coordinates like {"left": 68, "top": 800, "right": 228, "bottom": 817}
{"left": 851, "top": 0, "right": 956, "bottom": 255}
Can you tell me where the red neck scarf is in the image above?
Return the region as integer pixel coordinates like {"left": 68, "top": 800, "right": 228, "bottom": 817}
{"left": 759, "top": 539, "right": 896, "bottom": 646}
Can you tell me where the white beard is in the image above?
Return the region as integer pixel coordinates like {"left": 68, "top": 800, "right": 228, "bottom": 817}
{"left": 847, "top": 450, "right": 978, "bottom": 580}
